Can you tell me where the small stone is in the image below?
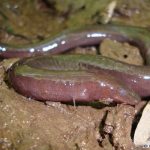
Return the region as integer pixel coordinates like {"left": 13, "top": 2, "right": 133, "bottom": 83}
{"left": 134, "top": 102, "right": 150, "bottom": 147}
{"left": 100, "top": 38, "right": 144, "bottom": 65}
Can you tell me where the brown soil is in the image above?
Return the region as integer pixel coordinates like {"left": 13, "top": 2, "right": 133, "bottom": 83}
{"left": 0, "top": 0, "right": 149, "bottom": 149}
{"left": 0, "top": 59, "right": 146, "bottom": 150}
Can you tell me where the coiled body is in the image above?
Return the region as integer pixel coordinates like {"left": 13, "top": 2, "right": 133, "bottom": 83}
{"left": 4, "top": 24, "right": 150, "bottom": 105}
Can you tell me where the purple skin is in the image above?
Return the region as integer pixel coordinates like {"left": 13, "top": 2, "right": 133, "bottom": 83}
{"left": 9, "top": 72, "right": 139, "bottom": 105}
{"left": 1, "top": 25, "right": 150, "bottom": 62}
{"left": 4, "top": 24, "right": 150, "bottom": 105}
{"left": 9, "top": 55, "right": 140, "bottom": 105}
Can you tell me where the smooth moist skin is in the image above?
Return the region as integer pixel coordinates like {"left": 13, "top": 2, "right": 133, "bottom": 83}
{"left": 5, "top": 24, "right": 150, "bottom": 105}
{"left": 9, "top": 55, "right": 142, "bottom": 105}
{"left": 1, "top": 24, "right": 150, "bottom": 63}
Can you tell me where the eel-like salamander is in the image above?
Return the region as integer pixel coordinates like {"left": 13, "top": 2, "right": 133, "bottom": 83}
{"left": 2, "top": 24, "right": 150, "bottom": 105}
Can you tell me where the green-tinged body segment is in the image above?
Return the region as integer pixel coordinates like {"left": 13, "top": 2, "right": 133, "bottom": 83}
{"left": 5, "top": 24, "right": 150, "bottom": 105}
{"left": 1, "top": 24, "right": 150, "bottom": 63}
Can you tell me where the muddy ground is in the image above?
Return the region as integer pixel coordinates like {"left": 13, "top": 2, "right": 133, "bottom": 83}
{"left": 0, "top": 0, "right": 150, "bottom": 150}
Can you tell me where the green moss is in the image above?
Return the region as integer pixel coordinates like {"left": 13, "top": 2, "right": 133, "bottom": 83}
{"left": 52, "top": 0, "right": 113, "bottom": 26}
{"left": 1, "top": 0, "right": 150, "bottom": 45}
{"left": 112, "top": 0, "right": 150, "bottom": 27}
